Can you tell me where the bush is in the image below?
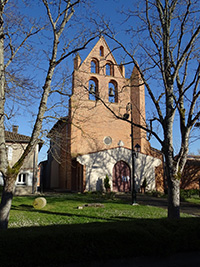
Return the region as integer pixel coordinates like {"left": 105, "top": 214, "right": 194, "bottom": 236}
{"left": 151, "top": 191, "right": 164, "bottom": 198}
{"left": 104, "top": 175, "right": 111, "bottom": 192}
{"left": 104, "top": 191, "right": 115, "bottom": 200}
{"left": 180, "top": 189, "right": 200, "bottom": 200}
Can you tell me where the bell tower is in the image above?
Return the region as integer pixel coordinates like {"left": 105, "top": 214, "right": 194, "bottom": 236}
{"left": 69, "top": 36, "right": 133, "bottom": 155}
{"left": 66, "top": 36, "right": 149, "bottom": 190}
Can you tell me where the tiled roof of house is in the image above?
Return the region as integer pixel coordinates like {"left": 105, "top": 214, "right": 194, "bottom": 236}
{"left": 5, "top": 130, "right": 44, "bottom": 150}
{"left": 186, "top": 155, "right": 200, "bottom": 166}
{"left": 5, "top": 131, "right": 31, "bottom": 143}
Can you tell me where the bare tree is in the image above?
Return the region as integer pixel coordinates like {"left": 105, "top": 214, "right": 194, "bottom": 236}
{"left": 0, "top": 0, "right": 96, "bottom": 229}
{"left": 103, "top": 0, "right": 200, "bottom": 218}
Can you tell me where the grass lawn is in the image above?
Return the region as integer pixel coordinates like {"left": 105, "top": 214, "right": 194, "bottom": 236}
{"left": 185, "top": 196, "right": 200, "bottom": 205}
{"left": 9, "top": 193, "right": 169, "bottom": 227}
{"left": 1, "top": 193, "right": 200, "bottom": 266}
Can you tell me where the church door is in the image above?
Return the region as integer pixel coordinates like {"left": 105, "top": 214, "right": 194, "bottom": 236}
{"left": 113, "top": 161, "right": 131, "bottom": 192}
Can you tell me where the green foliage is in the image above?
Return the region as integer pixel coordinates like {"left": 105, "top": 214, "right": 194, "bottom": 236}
{"left": 104, "top": 175, "right": 111, "bottom": 192}
{"left": 180, "top": 189, "right": 200, "bottom": 200}
{"left": 104, "top": 191, "right": 115, "bottom": 200}
{"left": 147, "top": 190, "right": 165, "bottom": 198}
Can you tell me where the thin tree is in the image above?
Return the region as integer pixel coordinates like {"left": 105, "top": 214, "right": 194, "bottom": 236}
{"left": 104, "top": 0, "right": 200, "bottom": 218}
{"left": 0, "top": 0, "right": 96, "bottom": 229}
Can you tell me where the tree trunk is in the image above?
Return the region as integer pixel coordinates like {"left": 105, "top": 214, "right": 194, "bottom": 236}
{"left": 167, "top": 175, "right": 180, "bottom": 219}
{"left": 163, "top": 115, "right": 181, "bottom": 219}
{"left": 163, "top": 148, "right": 181, "bottom": 219}
{"left": 0, "top": 175, "right": 16, "bottom": 229}
{"left": 0, "top": 2, "right": 8, "bottom": 176}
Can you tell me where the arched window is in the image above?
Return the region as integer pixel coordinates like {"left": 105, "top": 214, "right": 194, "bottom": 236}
{"left": 100, "top": 46, "right": 104, "bottom": 57}
{"left": 106, "top": 64, "right": 111, "bottom": 75}
{"left": 108, "top": 81, "right": 118, "bottom": 103}
{"left": 91, "top": 61, "right": 96, "bottom": 73}
{"left": 106, "top": 62, "right": 114, "bottom": 76}
{"left": 89, "top": 78, "right": 98, "bottom": 101}
{"left": 91, "top": 59, "right": 99, "bottom": 73}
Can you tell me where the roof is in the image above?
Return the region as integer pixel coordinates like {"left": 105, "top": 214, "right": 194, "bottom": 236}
{"left": 5, "top": 131, "right": 44, "bottom": 150}
{"left": 187, "top": 155, "right": 200, "bottom": 160}
{"left": 186, "top": 155, "right": 200, "bottom": 166}
{"left": 5, "top": 131, "right": 31, "bottom": 143}
{"left": 48, "top": 117, "right": 68, "bottom": 137}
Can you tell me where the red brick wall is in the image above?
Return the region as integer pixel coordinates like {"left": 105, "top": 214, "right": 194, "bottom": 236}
{"left": 70, "top": 37, "right": 149, "bottom": 157}
{"left": 181, "top": 159, "right": 200, "bottom": 190}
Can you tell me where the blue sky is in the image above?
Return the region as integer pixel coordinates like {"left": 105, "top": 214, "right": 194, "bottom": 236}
{"left": 5, "top": 0, "right": 200, "bottom": 162}
{"left": 5, "top": 0, "right": 136, "bottom": 163}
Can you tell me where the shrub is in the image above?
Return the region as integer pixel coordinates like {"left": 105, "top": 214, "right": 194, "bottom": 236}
{"left": 180, "top": 189, "right": 200, "bottom": 200}
{"left": 147, "top": 190, "right": 164, "bottom": 198}
{"left": 104, "top": 175, "right": 111, "bottom": 192}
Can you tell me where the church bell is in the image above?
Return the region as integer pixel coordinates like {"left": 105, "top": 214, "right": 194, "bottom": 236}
{"left": 89, "top": 84, "right": 95, "bottom": 94}
{"left": 109, "top": 87, "right": 115, "bottom": 97}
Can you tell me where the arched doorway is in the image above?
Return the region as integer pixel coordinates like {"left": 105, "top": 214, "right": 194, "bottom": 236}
{"left": 113, "top": 161, "right": 131, "bottom": 192}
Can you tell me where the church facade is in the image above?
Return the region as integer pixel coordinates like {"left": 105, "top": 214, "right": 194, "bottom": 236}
{"left": 44, "top": 37, "right": 162, "bottom": 193}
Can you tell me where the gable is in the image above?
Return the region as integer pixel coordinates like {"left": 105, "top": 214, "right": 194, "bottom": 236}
{"left": 78, "top": 36, "right": 124, "bottom": 78}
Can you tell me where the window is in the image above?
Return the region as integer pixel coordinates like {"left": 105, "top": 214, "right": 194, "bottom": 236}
{"left": 6, "top": 146, "right": 13, "bottom": 161}
{"left": 91, "top": 61, "right": 96, "bottom": 73}
{"left": 106, "top": 62, "right": 114, "bottom": 76}
{"left": 89, "top": 79, "right": 98, "bottom": 101}
{"left": 103, "top": 136, "right": 112, "bottom": 145}
{"left": 17, "top": 173, "right": 27, "bottom": 185}
{"left": 106, "top": 64, "right": 111, "bottom": 75}
{"left": 108, "top": 81, "right": 118, "bottom": 103}
{"left": 100, "top": 46, "right": 104, "bottom": 57}
{"left": 91, "top": 59, "right": 99, "bottom": 73}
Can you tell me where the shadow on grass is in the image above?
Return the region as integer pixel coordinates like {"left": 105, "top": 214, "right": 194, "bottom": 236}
{"left": 1, "top": 217, "right": 200, "bottom": 267}
{"left": 12, "top": 203, "right": 145, "bottom": 223}
{"left": 11, "top": 204, "right": 125, "bottom": 223}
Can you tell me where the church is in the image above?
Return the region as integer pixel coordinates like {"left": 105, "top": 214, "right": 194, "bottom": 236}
{"left": 42, "top": 36, "right": 162, "bottom": 193}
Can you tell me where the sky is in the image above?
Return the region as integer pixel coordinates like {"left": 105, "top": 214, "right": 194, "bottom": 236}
{"left": 5, "top": 0, "right": 200, "bottom": 162}
{"left": 5, "top": 0, "right": 136, "bottom": 163}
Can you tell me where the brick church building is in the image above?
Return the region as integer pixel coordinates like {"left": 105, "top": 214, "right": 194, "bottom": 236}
{"left": 42, "top": 36, "right": 162, "bottom": 193}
